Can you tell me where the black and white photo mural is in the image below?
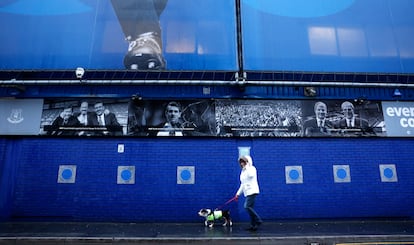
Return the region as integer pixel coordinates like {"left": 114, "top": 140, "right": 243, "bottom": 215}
{"left": 0, "top": 98, "right": 394, "bottom": 138}
{"left": 301, "top": 100, "right": 385, "bottom": 137}
{"left": 40, "top": 99, "right": 129, "bottom": 136}
{"left": 127, "top": 99, "right": 216, "bottom": 136}
{"left": 215, "top": 100, "right": 302, "bottom": 137}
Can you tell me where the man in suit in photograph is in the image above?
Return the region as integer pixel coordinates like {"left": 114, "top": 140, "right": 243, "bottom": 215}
{"left": 152, "top": 101, "right": 185, "bottom": 136}
{"left": 76, "top": 101, "right": 90, "bottom": 126}
{"left": 335, "top": 101, "right": 375, "bottom": 136}
{"left": 48, "top": 106, "right": 81, "bottom": 136}
{"left": 73, "top": 101, "right": 97, "bottom": 136}
{"left": 90, "top": 101, "right": 123, "bottom": 136}
{"left": 302, "top": 101, "right": 334, "bottom": 137}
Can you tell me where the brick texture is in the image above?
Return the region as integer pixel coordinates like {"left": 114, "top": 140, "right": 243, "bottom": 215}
{"left": 1, "top": 137, "right": 413, "bottom": 222}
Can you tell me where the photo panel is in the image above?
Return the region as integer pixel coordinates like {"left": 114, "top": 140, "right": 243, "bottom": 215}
{"left": 2, "top": 97, "right": 396, "bottom": 138}
{"left": 301, "top": 100, "right": 385, "bottom": 137}
{"left": 127, "top": 99, "right": 216, "bottom": 137}
{"left": 215, "top": 100, "right": 302, "bottom": 137}
{"left": 40, "top": 98, "right": 129, "bottom": 137}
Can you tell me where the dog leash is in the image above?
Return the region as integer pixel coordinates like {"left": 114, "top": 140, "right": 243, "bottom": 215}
{"left": 215, "top": 196, "right": 237, "bottom": 210}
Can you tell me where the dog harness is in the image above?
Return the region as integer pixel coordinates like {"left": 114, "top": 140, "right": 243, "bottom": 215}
{"left": 207, "top": 210, "right": 223, "bottom": 221}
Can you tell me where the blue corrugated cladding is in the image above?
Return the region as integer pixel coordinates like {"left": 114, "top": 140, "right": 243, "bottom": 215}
{"left": 1, "top": 137, "right": 413, "bottom": 222}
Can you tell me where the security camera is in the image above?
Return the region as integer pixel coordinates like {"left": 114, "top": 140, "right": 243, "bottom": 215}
{"left": 75, "top": 67, "right": 85, "bottom": 79}
{"left": 304, "top": 87, "right": 317, "bottom": 97}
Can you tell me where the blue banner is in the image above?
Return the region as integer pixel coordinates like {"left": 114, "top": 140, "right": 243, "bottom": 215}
{"left": 2, "top": 0, "right": 414, "bottom": 73}
{"left": 0, "top": 0, "right": 237, "bottom": 71}
{"left": 242, "top": 0, "right": 414, "bottom": 73}
{"left": 382, "top": 101, "right": 414, "bottom": 137}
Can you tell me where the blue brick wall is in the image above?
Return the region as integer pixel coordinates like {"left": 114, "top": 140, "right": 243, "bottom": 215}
{"left": 0, "top": 139, "right": 19, "bottom": 221}
{"left": 1, "top": 137, "right": 414, "bottom": 222}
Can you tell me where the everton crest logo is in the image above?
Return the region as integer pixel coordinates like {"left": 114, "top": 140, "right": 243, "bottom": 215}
{"left": 7, "top": 108, "right": 24, "bottom": 124}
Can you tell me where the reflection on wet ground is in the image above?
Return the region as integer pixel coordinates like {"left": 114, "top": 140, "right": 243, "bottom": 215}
{"left": 0, "top": 219, "right": 414, "bottom": 244}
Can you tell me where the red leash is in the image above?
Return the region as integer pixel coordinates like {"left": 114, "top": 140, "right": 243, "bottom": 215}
{"left": 215, "top": 196, "right": 237, "bottom": 210}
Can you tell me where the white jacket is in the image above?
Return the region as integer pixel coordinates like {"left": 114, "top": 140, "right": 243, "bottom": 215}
{"left": 236, "top": 156, "right": 260, "bottom": 197}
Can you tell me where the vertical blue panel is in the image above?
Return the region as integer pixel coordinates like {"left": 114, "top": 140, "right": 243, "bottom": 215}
{"left": 0, "top": 139, "right": 19, "bottom": 220}
{"left": 0, "top": 0, "right": 237, "bottom": 70}
{"left": 242, "top": 0, "right": 414, "bottom": 73}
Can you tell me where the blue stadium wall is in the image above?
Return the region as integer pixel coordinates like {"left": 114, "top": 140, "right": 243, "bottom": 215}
{"left": 1, "top": 136, "right": 414, "bottom": 222}
{"left": 2, "top": 0, "right": 414, "bottom": 223}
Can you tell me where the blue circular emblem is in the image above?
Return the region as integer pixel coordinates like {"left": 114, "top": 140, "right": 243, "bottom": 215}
{"left": 180, "top": 169, "right": 192, "bottom": 181}
{"left": 61, "top": 169, "right": 73, "bottom": 180}
{"left": 383, "top": 168, "right": 394, "bottom": 179}
{"left": 289, "top": 169, "right": 300, "bottom": 180}
{"left": 336, "top": 169, "right": 347, "bottom": 179}
{"left": 121, "top": 169, "right": 132, "bottom": 181}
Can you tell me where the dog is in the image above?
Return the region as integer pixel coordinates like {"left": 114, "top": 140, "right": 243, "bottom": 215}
{"left": 198, "top": 208, "right": 232, "bottom": 228}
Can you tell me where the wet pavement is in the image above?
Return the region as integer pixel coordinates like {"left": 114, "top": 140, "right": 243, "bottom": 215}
{"left": 1, "top": 219, "right": 414, "bottom": 244}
